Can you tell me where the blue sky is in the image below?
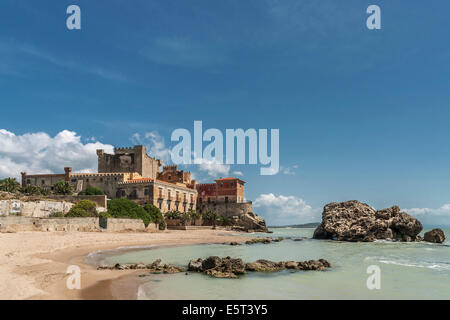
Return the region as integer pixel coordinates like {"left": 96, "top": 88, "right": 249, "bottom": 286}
{"left": 1, "top": 0, "right": 450, "bottom": 226}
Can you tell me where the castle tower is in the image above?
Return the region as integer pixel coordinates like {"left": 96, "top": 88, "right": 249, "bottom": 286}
{"left": 96, "top": 145, "right": 161, "bottom": 179}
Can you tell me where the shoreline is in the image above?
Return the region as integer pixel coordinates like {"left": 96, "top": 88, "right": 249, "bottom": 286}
{"left": 0, "top": 229, "right": 251, "bottom": 300}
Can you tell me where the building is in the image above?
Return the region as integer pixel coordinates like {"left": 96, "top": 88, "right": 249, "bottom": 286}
{"left": 21, "top": 146, "right": 197, "bottom": 213}
{"left": 196, "top": 177, "right": 246, "bottom": 204}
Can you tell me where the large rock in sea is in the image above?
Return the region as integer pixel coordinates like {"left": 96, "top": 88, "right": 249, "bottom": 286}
{"left": 423, "top": 229, "right": 446, "bottom": 243}
{"left": 313, "top": 200, "right": 423, "bottom": 242}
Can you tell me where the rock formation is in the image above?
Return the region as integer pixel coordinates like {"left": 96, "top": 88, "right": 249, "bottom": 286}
{"left": 313, "top": 200, "right": 423, "bottom": 242}
{"left": 188, "top": 256, "right": 331, "bottom": 278}
{"left": 98, "top": 259, "right": 184, "bottom": 273}
{"left": 230, "top": 212, "right": 268, "bottom": 232}
{"left": 423, "top": 229, "right": 446, "bottom": 243}
{"left": 244, "top": 237, "right": 283, "bottom": 245}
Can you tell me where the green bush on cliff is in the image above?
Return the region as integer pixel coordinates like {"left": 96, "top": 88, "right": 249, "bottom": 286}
{"left": 107, "top": 199, "right": 151, "bottom": 226}
{"left": 66, "top": 200, "right": 98, "bottom": 217}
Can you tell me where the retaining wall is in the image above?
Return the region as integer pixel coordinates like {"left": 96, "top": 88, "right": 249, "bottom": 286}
{"left": 0, "top": 216, "right": 148, "bottom": 233}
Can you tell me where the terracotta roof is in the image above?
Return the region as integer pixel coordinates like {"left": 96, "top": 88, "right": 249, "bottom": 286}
{"left": 215, "top": 177, "right": 246, "bottom": 183}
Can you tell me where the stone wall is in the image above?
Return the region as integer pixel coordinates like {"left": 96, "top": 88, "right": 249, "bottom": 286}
{"left": 0, "top": 216, "right": 149, "bottom": 233}
{"left": 0, "top": 195, "right": 107, "bottom": 218}
{"left": 0, "top": 199, "right": 74, "bottom": 217}
{"left": 198, "top": 201, "right": 254, "bottom": 218}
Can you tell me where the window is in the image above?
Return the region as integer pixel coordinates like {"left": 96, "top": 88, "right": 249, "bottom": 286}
{"left": 144, "top": 189, "right": 149, "bottom": 195}
{"left": 225, "top": 197, "right": 229, "bottom": 203}
{"left": 41, "top": 180, "right": 45, "bottom": 185}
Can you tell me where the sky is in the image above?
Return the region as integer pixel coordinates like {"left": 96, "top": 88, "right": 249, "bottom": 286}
{"left": 1, "top": 0, "right": 450, "bottom": 226}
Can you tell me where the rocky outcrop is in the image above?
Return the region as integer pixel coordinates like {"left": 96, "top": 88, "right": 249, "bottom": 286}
{"left": 313, "top": 200, "right": 423, "bottom": 242}
{"left": 188, "top": 256, "right": 331, "bottom": 278}
{"left": 98, "top": 259, "right": 184, "bottom": 273}
{"left": 188, "top": 256, "right": 246, "bottom": 278}
{"left": 245, "top": 237, "right": 283, "bottom": 245}
{"left": 245, "top": 259, "right": 331, "bottom": 272}
{"left": 229, "top": 212, "right": 268, "bottom": 233}
{"left": 424, "top": 229, "right": 446, "bottom": 243}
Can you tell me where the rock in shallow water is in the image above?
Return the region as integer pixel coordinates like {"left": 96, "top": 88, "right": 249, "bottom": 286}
{"left": 188, "top": 256, "right": 331, "bottom": 278}
{"left": 97, "top": 260, "right": 185, "bottom": 273}
{"left": 313, "top": 200, "right": 423, "bottom": 242}
{"left": 423, "top": 229, "right": 446, "bottom": 243}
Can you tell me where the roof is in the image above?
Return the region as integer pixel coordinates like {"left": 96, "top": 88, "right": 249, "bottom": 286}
{"left": 215, "top": 177, "right": 245, "bottom": 184}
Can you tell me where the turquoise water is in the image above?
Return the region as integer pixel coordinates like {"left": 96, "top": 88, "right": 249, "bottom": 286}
{"left": 94, "top": 228, "right": 450, "bottom": 300}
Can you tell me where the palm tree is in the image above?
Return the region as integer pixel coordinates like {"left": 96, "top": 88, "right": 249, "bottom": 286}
{"left": 0, "top": 178, "right": 20, "bottom": 193}
{"left": 54, "top": 180, "right": 74, "bottom": 195}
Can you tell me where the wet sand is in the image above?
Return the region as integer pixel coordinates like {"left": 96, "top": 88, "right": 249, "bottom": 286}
{"left": 0, "top": 229, "right": 250, "bottom": 300}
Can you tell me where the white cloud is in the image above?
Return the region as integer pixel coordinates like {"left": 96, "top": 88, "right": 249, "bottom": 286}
{"left": 403, "top": 205, "right": 450, "bottom": 227}
{"left": 280, "top": 164, "right": 298, "bottom": 175}
{"left": 232, "top": 171, "right": 244, "bottom": 176}
{"left": 131, "top": 131, "right": 172, "bottom": 164}
{"left": 0, "top": 129, "right": 114, "bottom": 179}
{"left": 253, "top": 193, "right": 320, "bottom": 226}
{"left": 194, "top": 157, "right": 230, "bottom": 178}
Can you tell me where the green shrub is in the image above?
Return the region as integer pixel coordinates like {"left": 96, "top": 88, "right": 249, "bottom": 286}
{"left": 66, "top": 200, "right": 98, "bottom": 217}
{"left": 202, "top": 210, "right": 220, "bottom": 221}
{"left": 19, "top": 185, "right": 42, "bottom": 196}
{"left": 218, "top": 216, "right": 234, "bottom": 226}
{"left": 188, "top": 210, "right": 201, "bottom": 220}
{"left": 107, "top": 199, "right": 151, "bottom": 226}
{"left": 48, "top": 211, "right": 65, "bottom": 218}
{"left": 99, "top": 212, "right": 112, "bottom": 218}
{"left": 84, "top": 186, "right": 104, "bottom": 195}
{"left": 0, "top": 178, "right": 21, "bottom": 193}
{"left": 54, "top": 180, "right": 74, "bottom": 195}
{"left": 159, "top": 219, "right": 167, "bottom": 230}
{"left": 165, "top": 210, "right": 182, "bottom": 220}
{"left": 143, "top": 204, "right": 164, "bottom": 224}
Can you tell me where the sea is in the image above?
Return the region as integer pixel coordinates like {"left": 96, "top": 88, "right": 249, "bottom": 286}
{"left": 87, "top": 227, "right": 450, "bottom": 300}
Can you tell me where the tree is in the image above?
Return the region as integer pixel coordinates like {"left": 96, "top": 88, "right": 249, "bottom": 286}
{"left": 83, "top": 186, "right": 104, "bottom": 195}
{"left": 54, "top": 180, "right": 74, "bottom": 195}
{"left": 19, "top": 185, "right": 42, "bottom": 196}
{"left": 107, "top": 199, "right": 151, "bottom": 226}
{"left": 66, "top": 200, "right": 98, "bottom": 217}
{"left": 0, "top": 178, "right": 20, "bottom": 193}
{"left": 188, "top": 209, "right": 201, "bottom": 220}
{"left": 203, "top": 210, "right": 220, "bottom": 221}
{"left": 143, "top": 204, "right": 164, "bottom": 224}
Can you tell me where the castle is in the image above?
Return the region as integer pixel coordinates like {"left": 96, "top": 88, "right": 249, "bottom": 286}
{"left": 20, "top": 145, "right": 248, "bottom": 215}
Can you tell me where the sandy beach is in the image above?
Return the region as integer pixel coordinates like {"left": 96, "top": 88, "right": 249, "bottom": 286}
{"left": 0, "top": 229, "right": 250, "bottom": 300}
